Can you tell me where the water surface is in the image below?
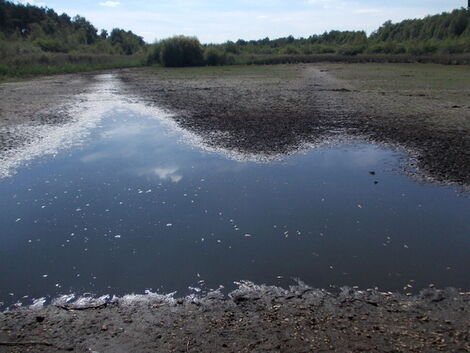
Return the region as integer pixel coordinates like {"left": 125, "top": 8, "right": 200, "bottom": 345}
{"left": 0, "top": 77, "right": 469, "bottom": 307}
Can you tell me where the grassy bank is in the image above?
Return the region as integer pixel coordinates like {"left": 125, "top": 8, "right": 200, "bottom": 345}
{"left": 235, "top": 54, "right": 470, "bottom": 66}
{"left": 0, "top": 53, "right": 145, "bottom": 80}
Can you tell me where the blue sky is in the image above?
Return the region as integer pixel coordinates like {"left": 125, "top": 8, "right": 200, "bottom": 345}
{"left": 18, "top": 0, "right": 466, "bottom": 43}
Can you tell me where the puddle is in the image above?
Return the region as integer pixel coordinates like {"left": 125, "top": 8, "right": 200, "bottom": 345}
{"left": 0, "top": 75, "right": 469, "bottom": 308}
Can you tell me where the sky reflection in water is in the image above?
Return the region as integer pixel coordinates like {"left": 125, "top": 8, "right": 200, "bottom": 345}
{"left": 0, "top": 107, "right": 469, "bottom": 306}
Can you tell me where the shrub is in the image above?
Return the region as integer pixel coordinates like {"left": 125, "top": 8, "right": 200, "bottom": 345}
{"left": 224, "top": 41, "right": 239, "bottom": 54}
{"left": 408, "top": 43, "right": 438, "bottom": 55}
{"left": 282, "top": 45, "right": 299, "bottom": 55}
{"left": 34, "top": 38, "right": 69, "bottom": 53}
{"left": 159, "top": 36, "right": 204, "bottom": 67}
{"left": 147, "top": 43, "right": 162, "bottom": 65}
{"left": 337, "top": 45, "right": 365, "bottom": 56}
{"left": 204, "top": 48, "right": 227, "bottom": 66}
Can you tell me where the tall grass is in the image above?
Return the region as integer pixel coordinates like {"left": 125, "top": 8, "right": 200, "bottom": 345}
{"left": 232, "top": 54, "right": 470, "bottom": 66}
{"left": 0, "top": 53, "right": 145, "bottom": 79}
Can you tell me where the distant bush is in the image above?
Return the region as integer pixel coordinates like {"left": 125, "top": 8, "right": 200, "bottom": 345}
{"left": 0, "top": 40, "right": 42, "bottom": 58}
{"left": 204, "top": 48, "right": 227, "bottom": 66}
{"left": 147, "top": 43, "right": 162, "bottom": 65}
{"left": 337, "top": 45, "right": 365, "bottom": 56}
{"left": 0, "top": 53, "right": 145, "bottom": 78}
{"left": 282, "top": 45, "right": 300, "bottom": 55}
{"left": 34, "top": 38, "right": 69, "bottom": 53}
{"left": 408, "top": 43, "right": 438, "bottom": 56}
{"left": 157, "top": 36, "right": 204, "bottom": 67}
{"left": 438, "top": 41, "right": 469, "bottom": 54}
{"left": 224, "top": 41, "right": 239, "bottom": 54}
{"left": 367, "top": 42, "right": 406, "bottom": 55}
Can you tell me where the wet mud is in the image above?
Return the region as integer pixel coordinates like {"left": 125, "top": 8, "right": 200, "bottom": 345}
{"left": 0, "top": 73, "right": 98, "bottom": 155}
{"left": 118, "top": 65, "right": 470, "bottom": 185}
{"left": 0, "top": 285, "right": 469, "bottom": 353}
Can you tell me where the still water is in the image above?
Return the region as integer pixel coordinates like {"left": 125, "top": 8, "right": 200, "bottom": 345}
{"left": 0, "top": 81, "right": 469, "bottom": 307}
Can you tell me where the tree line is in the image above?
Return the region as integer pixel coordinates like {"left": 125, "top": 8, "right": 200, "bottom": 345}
{"left": 146, "top": 8, "right": 470, "bottom": 67}
{"left": 0, "top": 0, "right": 145, "bottom": 57}
{"left": 1, "top": 0, "right": 469, "bottom": 70}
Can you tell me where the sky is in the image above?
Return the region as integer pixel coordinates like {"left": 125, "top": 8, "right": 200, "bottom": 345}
{"left": 17, "top": 0, "right": 466, "bottom": 43}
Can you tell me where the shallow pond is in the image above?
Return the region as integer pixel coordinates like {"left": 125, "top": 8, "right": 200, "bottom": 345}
{"left": 0, "top": 75, "right": 469, "bottom": 307}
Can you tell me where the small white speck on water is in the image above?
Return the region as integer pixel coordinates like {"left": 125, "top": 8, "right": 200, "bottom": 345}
{"left": 243, "top": 233, "right": 253, "bottom": 237}
{"left": 115, "top": 235, "right": 121, "bottom": 238}
{"left": 42, "top": 274, "right": 48, "bottom": 278}
{"left": 15, "top": 218, "right": 22, "bottom": 222}
{"left": 166, "top": 223, "right": 173, "bottom": 227}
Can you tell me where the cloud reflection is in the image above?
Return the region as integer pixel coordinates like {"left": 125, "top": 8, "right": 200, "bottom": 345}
{"left": 153, "top": 167, "right": 183, "bottom": 183}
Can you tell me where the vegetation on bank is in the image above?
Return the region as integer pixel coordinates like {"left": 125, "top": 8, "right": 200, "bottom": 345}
{"left": 147, "top": 8, "right": 470, "bottom": 67}
{"left": 1, "top": 0, "right": 469, "bottom": 77}
{"left": 0, "top": 53, "right": 144, "bottom": 77}
{"left": 0, "top": 0, "right": 146, "bottom": 78}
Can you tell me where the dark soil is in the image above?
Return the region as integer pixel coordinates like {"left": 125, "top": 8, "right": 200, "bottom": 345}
{"left": 0, "top": 73, "right": 98, "bottom": 154}
{"left": 118, "top": 65, "right": 470, "bottom": 185}
{"left": 1, "top": 64, "right": 469, "bottom": 352}
{"left": 0, "top": 286, "right": 469, "bottom": 353}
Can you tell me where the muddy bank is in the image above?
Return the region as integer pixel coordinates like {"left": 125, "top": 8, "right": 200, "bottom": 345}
{"left": 118, "top": 64, "right": 470, "bottom": 185}
{"left": 1, "top": 64, "right": 469, "bottom": 184}
{"left": 0, "top": 73, "right": 100, "bottom": 155}
{"left": 0, "top": 285, "right": 468, "bottom": 353}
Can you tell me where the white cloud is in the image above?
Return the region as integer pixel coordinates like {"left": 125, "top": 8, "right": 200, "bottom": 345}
{"left": 99, "top": 1, "right": 121, "bottom": 8}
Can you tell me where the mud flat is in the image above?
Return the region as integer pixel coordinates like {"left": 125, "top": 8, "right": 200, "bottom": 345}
{"left": 0, "top": 64, "right": 469, "bottom": 352}
{"left": 0, "top": 73, "right": 99, "bottom": 155}
{"left": 118, "top": 63, "right": 470, "bottom": 186}
{"left": 0, "top": 286, "right": 469, "bottom": 353}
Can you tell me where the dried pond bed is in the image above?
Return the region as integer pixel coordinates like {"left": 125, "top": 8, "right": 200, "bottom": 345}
{"left": 1, "top": 64, "right": 469, "bottom": 352}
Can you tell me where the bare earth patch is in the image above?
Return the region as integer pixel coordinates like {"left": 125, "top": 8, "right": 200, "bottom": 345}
{"left": 118, "top": 63, "right": 470, "bottom": 185}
